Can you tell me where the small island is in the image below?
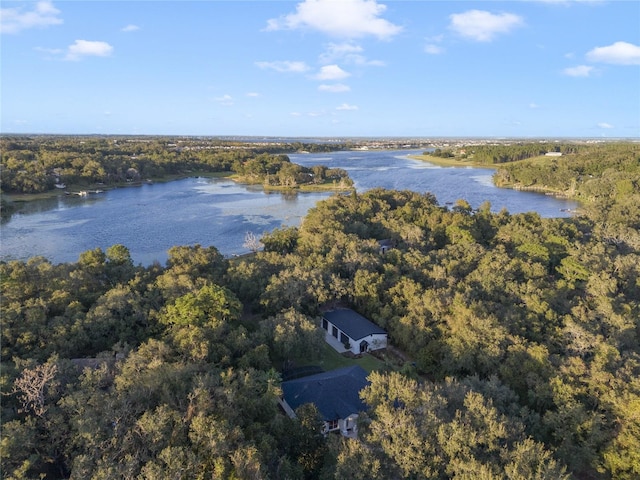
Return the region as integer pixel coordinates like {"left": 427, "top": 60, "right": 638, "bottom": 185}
{"left": 229, "top": 153, "right": 353, "bottom": 192}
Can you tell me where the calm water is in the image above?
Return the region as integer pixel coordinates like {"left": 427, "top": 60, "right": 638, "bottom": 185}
{"left": 0, "top": 150, "right": 578, "bottom": 266}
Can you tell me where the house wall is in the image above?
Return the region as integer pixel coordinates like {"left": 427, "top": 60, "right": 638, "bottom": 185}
{"left": 321, "top": 319, "right": 388, "bottom": 355}
{"left": 322, "top": 414, "right": 359, "bottom": 438}
{"left": 344, "top": 332, "right": 387, "bottom": 355}
{"left": 339, "top": 414, "right": 359, "bottom": 438}
{"left": 361, "top": 333, "right": 387, "bottom": 352}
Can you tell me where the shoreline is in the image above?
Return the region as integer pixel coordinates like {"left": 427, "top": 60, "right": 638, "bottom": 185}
{"left": 3, "top": 152, "right": 488, "bottom": 203}
{"left": 3, "top": 171, "right": 233, "bottom": 203}
{"left": 3, "top": 156, "right": 580, "bottom": 209}
{"left": 408, "top": 154, "right": 498, "bottom": 169}
{"left": 1, "top": 170, "right": 354, "bottom": 216}
{"left": 409, "top": 154, "right": 583, "bottom": 209}
{"left": 228, "top": 174, "right": 354, "bottom": 193}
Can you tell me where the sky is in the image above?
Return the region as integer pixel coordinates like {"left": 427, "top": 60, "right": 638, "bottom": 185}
{"left": 1, "top": 0, "right": 639, "bottom": 138}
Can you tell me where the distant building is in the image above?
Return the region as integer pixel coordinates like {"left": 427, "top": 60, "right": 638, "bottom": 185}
{"left": 545, "top": 152, "right": 563, "bottom": 157}
{"left": 279, "top": 365, "right": 370, "bottom": 438}
{"left": 322, "top": 308, "right": 387, "bottom": 355}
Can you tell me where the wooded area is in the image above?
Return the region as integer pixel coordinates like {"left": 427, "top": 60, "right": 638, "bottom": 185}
{"left": 1, "top": 140, "right": 639, "bottom": 479}
{"left": 0, "top": 136, "right": 350, "bottom": 197}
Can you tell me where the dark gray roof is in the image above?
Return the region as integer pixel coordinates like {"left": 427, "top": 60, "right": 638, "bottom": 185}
{"left": 323, "top": 308, "right": 386, "bottom": 340}
{"left": 281, "top": 365, "right": 370, "bottom": 421}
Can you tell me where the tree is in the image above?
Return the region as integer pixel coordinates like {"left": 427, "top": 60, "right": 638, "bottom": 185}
{"left": 13, "top": 360, "right": 58, "bottom": 417}
{"left": 260, "top": 265, "right": 329, "bottom": 315}
{"left": 260, "top": 308, "right": 325, "bottom": 361}
{"left": 360, "top": 372, "right": 568, "bottom": 479}
{"left": 332, "top": 437, "right": 385, "bottom": 480}
{"left": 161, "top": 284, "right": 241, "bottom": 329}
{"left": 261, "top": 226, "right": 299, "bottom": 254}
{"left": 243, "top": 231, "right": 263, "bottom": 253}
{"left": 105, "top": 244, "right": 136, "bottom": 285}
{"left": 0, "top": 417, "right": 39, "bottom": 479}
{"left": 292, "top": 403, "right": 328, "bottom": 478}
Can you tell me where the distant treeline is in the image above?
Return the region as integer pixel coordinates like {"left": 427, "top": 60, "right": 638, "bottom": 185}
{"left": 428, "top": 141, "right": 633, "bottom": 164}
{"left": 0, "top": 136, "right": 349, "bottom": 194}
{"left": 466, "top": 142, "right": 584, "bottom": 164}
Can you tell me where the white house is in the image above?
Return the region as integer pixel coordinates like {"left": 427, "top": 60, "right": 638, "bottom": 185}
{"left": 279, "top": 365, "right": 370, "bottom": 438}
{"left": 321, "top": 308, "right": 387, "bottom": 355}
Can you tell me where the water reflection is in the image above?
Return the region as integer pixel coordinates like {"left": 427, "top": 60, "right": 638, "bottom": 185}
{"left": 0, "top": 150, "right": 579, "bottom": 266}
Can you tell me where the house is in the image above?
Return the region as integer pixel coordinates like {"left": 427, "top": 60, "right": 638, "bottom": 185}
{"left": 279, "top": 365, "right": 370, "bottom": 438}
{"left": 322, "top": 308, "right": 387, "bottom": 355}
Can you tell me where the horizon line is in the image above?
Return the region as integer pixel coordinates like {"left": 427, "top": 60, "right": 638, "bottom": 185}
{"left": 2, "top": 132, "right": 639, "bottom": 141}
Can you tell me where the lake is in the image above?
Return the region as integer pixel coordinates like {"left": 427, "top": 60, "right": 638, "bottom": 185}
{"left": 0, "top": 150, "right": 579, "bottom": 266}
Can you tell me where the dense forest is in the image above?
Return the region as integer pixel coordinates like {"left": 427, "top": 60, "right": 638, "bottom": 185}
{"left": 1, "top": 141, "right": 639, "bottom": 479}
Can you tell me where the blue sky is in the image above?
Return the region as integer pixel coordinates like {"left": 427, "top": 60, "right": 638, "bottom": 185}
{"left": 2, "top": 0, "right": 639, "bottom": 138}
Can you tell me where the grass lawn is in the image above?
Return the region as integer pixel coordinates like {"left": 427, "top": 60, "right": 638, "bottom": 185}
{"left": 295, "top": 343, "right": 394, "bottom": 374}
{"left": 408, "top": 154, "right": 497, "bottom": 169}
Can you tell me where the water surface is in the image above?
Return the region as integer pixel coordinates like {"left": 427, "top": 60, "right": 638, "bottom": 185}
{"left": 0, "top": 150, "right": 578, "bottom": 265}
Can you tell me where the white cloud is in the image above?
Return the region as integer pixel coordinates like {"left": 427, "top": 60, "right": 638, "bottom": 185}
{"left": 214, "top": 94, "right": 233, "bottom": 106}
{"left": 318, "top": 83, "right": 351, "bottom": 93}
{"left": 529, "top": 103, "right": 540, "bottom": 109}
{"left": 562, "top": 65, "right": 594, "bottom": 77}
{"left": 255, "top": 61, "right": 310, "bottom": 73}
{"left": 424, "top": 35, "right": 445, "bottom": 55}
{"left": 363, "top": 59, "right": 386, "bottom": 67}
{"left": 586, "top": 41, "right": 640, "bottom": 65}
{"left": 321, "top": 42, "right": 362, "bottom": 61}
{"left": 336, "top": 103, "right": 358, "bottom": 110}
{"left": 1, "top": 0, "right": 63, "bottom": 34}
{"left": 34, "top": 46, "right": 63, "bottom": 55}
{"left": 598, "top": 122, "right": 614, "bottom": 129}
{"left": 449, "top": 10, "right": 524, "bottom": 42}
{"left": 266, "top": 0, "right": 402, "bottom": 40}
{"left": 319, "top": 42, "right": 385, "bottom": 66}
{"left": 66, "top": 40, "right": 113, "bottom": 61}
{"left": 246, "top": 92, "right": 260, "bottom": 97}
{"left": 290, "top": 111, "right": 327, "bottom": 117}
{"left": 121, "top": 24, "right": 140, "bottom": 32}
{"left": 314, "top": 64, "right": 350, "bottom": 80}
{"left": 424, "top": 44, "right": 444, "bottom": 55}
